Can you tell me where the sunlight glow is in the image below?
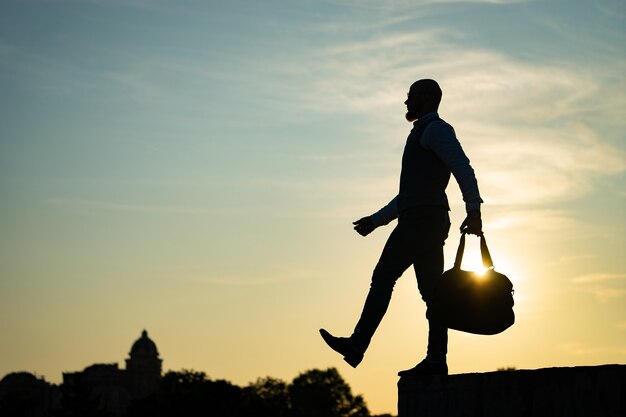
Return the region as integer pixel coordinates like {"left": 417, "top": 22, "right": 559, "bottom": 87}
{"left": 474, "top": 267, "right": 489, "bottom": 276}
{"left": 460, "top": 256, "right": 489, "bottom": 276}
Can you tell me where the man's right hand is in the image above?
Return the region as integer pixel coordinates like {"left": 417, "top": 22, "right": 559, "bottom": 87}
{"left": 353, "top": 216, "right": 376, "bottom": 237}
{"left": 460, "top": 211, "right": 482, "bottom": 236}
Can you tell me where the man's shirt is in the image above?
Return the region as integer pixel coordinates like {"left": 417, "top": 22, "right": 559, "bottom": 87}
{"left": 371, "top": 112, "right": 483, "bottom": 226}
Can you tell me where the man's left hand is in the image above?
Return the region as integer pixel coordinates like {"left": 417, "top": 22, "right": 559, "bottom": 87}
{"left": 353, "top": 216, "right": 376, "bottom": 237}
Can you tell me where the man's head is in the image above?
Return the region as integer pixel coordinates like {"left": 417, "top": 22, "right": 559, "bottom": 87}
{"left": 405, "top": 79, "right": 442, "bottom": 122}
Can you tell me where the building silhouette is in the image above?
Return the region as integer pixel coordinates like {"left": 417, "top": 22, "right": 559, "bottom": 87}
{"left": 125, "top": 329, "right": 163, "bottom": 398}
{"left": 0, "top": 330, "right": 162, "bottom": 417}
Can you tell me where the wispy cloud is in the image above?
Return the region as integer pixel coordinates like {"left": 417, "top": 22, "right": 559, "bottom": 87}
{"left": 270, "top": 35, "right": 626, "bottom": 207}
{"left": 187, "top": 24, "right": 625, "bottom": 212}
{"left": 191, "top": 276, "right": 308, "bottom": 286}
{"left": 572, "top": 273, "right": 626, "bottom": 285}
{"left": 558, "top": 342, "right": 626, "bottom": 357}
{"left": 190, "top": 267, "right": 315, "bottom": 286}
{"left": 469, "top": 121, "right": 626, "bottom": 206}
{"left": 321, "top": 0, "right": 527, "bottom": 9}
{"left": 571, "top": 273, "right": 626, "bottom": 303}
{"left": 71, "top": 0, "right": 162, "bottom": 7}
{"left": 553, "top": 254, "right": 597, "bottom": 266}
{"left": 46, "top": 197, "right": 219, "bottom": 215}
{"left": 485, "top": 210, "right": 585, "bottom": 232}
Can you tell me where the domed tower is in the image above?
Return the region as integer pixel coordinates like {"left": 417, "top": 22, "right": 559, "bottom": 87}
{"left": 125, "top": 330, "right": 162, "bottom": 398}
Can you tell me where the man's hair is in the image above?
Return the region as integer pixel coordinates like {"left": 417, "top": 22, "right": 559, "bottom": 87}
{"left": 411, "top": 79, "right": 442, "bottom": 108}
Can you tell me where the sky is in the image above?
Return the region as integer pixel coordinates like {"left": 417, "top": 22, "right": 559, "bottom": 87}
{"left": 0, "top": 0, "right": 624, "bottom": 413}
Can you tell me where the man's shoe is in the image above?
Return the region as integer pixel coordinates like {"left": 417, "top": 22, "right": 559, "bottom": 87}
{"left": 319, "top": 328, "right": 363, "bottom": 368}
{"left": 398, "top": 358, "right": 448, "bottom": 377}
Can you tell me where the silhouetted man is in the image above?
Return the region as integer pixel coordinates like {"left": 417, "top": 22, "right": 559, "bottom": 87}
{"left": 320, "top": 79, "right": 483, "bottom": 376}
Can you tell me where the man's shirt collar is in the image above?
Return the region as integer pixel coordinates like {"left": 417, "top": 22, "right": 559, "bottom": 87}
{"left": 413, "top": 112, "right": 439, "bottom": 127}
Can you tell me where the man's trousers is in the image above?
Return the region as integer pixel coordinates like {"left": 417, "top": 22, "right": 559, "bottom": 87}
{"left": 351, "top": 206, "right": 451, "bottom": 361}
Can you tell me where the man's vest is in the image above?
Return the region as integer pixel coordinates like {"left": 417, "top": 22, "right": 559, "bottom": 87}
{"left": 397, "top": 117, "right": 451, "bottom": 214}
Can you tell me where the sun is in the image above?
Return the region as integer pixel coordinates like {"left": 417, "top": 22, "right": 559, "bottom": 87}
{"left": 460, "top": 256, "right": 489, "bottom": 276}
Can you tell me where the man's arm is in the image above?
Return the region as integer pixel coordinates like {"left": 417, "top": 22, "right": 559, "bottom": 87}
{"left": 422, "top": 121, "right": 483, "bottom": 235}
{"left": 353, "top": 195, "right": 398, "bottom": 236}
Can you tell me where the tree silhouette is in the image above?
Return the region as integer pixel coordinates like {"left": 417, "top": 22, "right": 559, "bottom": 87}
{"left": 59, "top": 372, "right": 109, "bottom": 417}
{"left": 129, "top": 370, "right": 244, "bottom": 417}
{"left": 129, "top": 367, "right": 373, "bottom": 417}
{"left": 0, "top": 373, "right": 54, "bottom": 417}
{"left": 242, "top": 377, "right": 290, "bottom": 417}
{"left": 289, "top": 368, "right": 370, "bottom": 417}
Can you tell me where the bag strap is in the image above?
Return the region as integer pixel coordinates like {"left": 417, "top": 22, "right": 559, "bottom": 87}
{"left": 453, "top": 232, "right": 494, "bottom": 270}
{"left": 480, "top": 234, "right": 494, "bottom": 269}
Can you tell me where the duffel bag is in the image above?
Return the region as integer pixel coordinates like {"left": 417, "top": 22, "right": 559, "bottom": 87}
{"left": 426, "top": 232, "right": 515, "bottom": 335}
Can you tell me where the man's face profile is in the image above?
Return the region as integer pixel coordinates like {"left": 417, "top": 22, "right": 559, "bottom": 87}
{"left": 405, "top": 89, "right": 420, "bottom": 123}
{"left": 404, "top": 79, "right": 441, "bottom": 122}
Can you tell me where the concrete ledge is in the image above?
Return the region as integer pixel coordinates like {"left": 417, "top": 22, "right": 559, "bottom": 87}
{"left": 398, "top": 364, "right": 625, "bottom": 417}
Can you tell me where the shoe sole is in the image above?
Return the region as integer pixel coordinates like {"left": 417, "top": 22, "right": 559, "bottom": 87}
{"left": 343, "top": 354, "right": 362, "bottom": 368}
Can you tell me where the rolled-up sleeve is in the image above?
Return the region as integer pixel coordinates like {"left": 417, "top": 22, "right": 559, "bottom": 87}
{"left": 421, "top": 121, "right": 483, "bottom": 213}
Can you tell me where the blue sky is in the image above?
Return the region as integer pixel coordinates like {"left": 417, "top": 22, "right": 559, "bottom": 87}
{"left": 1, "top": 0, "right": 625, "bottom": 413}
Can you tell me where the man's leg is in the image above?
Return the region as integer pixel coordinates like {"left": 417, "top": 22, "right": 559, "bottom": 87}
{"left": 350, "top": 224, "right": 413, "bottom": 352}
{"left": 351, "top": 207, "right": 450, "bottom": 354}
{"left": 414, "top": 210, "right": 450, "bottom": 362}
{"left": 416, "top": 248, "right": 448, "bottom": 363}
{"left": 321, "top": 208, "right": 449, "bottom": 368}
{"left": 396, "top": 209, "right": 450, "bottom": 376}
{"left": 320, "top": 222, "right": 416, "bottom": 367}
{"left": 350, "top": 222, "right": 417, "bottom": 353}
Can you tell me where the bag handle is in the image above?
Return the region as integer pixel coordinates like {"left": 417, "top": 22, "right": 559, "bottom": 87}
{"left": 453, "top": 232, "right": 494, "bottom": 270}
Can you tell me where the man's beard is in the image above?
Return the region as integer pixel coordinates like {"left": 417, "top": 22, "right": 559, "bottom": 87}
{"left": 405, "top": 111, "right": 419, "bottom": 122}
